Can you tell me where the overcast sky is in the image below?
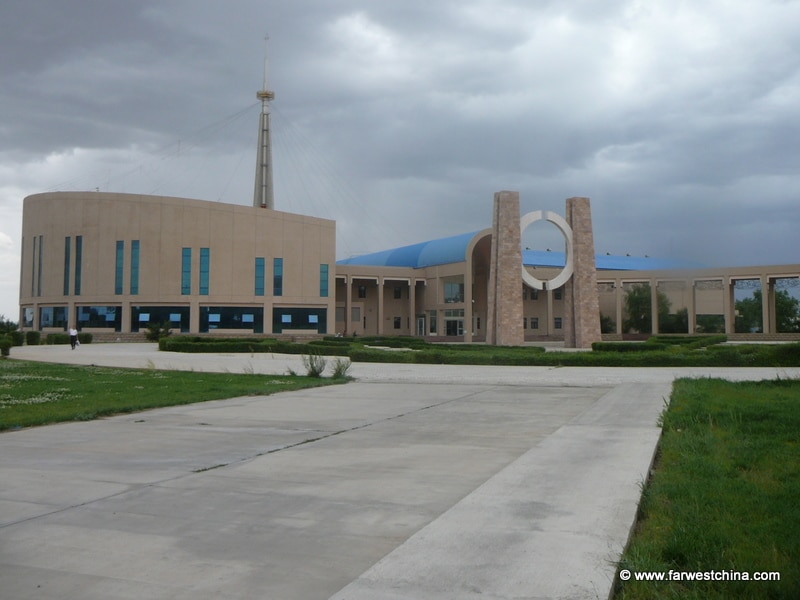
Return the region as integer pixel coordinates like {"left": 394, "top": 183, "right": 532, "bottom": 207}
{"left": 2, "top": 0, "right": 799, "bottom": 320}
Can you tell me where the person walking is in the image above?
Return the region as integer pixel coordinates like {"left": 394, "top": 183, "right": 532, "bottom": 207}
{"left": 69, "top": 327, "right": 78, "bottom": 350}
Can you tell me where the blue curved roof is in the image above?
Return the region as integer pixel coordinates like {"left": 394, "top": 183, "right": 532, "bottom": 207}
{"left": 337, "top": 231, "right": 481, "bottom": 268}
{"left": 523, "top": 250, "right": 705, "bottom": 271}
{"left": 338, "top": 231, "right": 704, "bottom": 271}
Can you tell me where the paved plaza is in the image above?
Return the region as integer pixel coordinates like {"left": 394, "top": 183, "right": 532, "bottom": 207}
{"left": 2, "top": 344, "right": 797, "bottom": 599}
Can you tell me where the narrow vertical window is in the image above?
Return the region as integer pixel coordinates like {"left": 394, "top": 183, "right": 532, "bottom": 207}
{"left": 130, "top": 240, "right": 140, "bottom": 295}
{"left": 115, "top": 241, "right": 124, "bottom": 295}
{"left": 199, "top": 248, "right": 210, "bottom": 295}
{"left": 319, "top": 264, "right": 329, "bottom": 297}
{"left": 181, "top": 248, "right": 192, "bottom": 295}
{"left": 273, "top": 257, "right": 283, "bottom": 296}
{"left": 254, "top": 257, "right": 265, "bottom": 296}
{"left": 74, "top": 235, "right": 82, "bottom": 296}
{"left": 37, "top": 235, "right": 44, "bottom": 297}
{"left": 63, "top": 237, "right": 71, "bottom": 295}
{"left": 31, "top": 236, "right": 37, "bottom": 297}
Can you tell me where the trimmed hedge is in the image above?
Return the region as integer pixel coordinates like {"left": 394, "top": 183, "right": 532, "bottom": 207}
{"left": 649, "top": 334, "right": 727, "bottom": 347}
{"left": 159, "top": 336, "right": 350, "bottom": 357}
{"left": 25, "top": 331, "right": 40, "bottom": 346}
{"left": 157, "top": 335, "right": 800, "bottom": 368}
{"left": 592, "top": 342, "right": 668, "bottom": 353}
{"left": 593, "top": 335, "right": 727, "bottom": 353}
{"left": 0, "top": 337, "right": 11, "bottom": 357}
{"left": 45, "top": 332, "right": 93, "bottom": 345}
{"left": 46, "top": 333, "right": 70, "bottom": 345}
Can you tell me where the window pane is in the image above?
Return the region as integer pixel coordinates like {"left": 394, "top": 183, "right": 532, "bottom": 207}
{"left": 115, "top": 241, "right": 124, "bottom": 295}
{"left": 320, "top": 264, "right": 329, "bottom": 297}
{"left": 273, "top": 258, "right": 283, "bottom": 296}
{"left": 199, "top": 248, "right": 210, "bottom": 295}
{"left": 63, "top": 237, "right": 71, "bottom": 296}
{"left": 130, "top": 240, "right": 140, "bottom": 295}
{"left": 255, "top": 257, "right": 265, "bottom": 296}
{"left": 181, "top": 248, "right": 191, "bottom": 295}
{"left": 74, "top": 236, "right": 82, "bottom": 296}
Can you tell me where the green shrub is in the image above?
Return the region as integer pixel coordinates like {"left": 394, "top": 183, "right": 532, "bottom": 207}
{"left": 77, "top": 332, "right": 92, "bottom": 344}
{"left": 0, "top": 337, "right": 11, "bottom": 357}
{"left": 771, "top": 342, "right": 800, "bottom": 365}
{"left": 25, "top": 331, "right": 41, "bottom": 346}
{"left": 414, "top": 350, "right": 446, "bottom": 364}
{"left": 593, "top": 342, "right": 668, "bottom": 353}
{"left": 145, "top": 321, "right": 172, "bottom": 342}
{"left": 46, "top": 333, "right": 70, "bottom": 345}
{"left": 155, "top": 334, "right": 800, "bottom": 368}
{"left": 314, "top": 338, "right": 352, "bottom": 347}
{"left": 359, "top": 336, "right": 430, "bottom": 349}
{"left": 9, "top": 331, "right": 24, "bottom": 346}
{"left": 331, "top": 357, "right": 352, "bottom": 379}
{"left": 301, "top": 352, "right": 327, "bottom": 377}
{"left": 649, "top": 334, "right": 727, "bottom": 348}
{"left": 348, "top": 348, "right": 412, "bottom": 363}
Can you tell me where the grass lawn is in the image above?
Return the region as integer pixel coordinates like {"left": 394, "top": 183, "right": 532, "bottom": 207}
{"left": 0, "top": 359, "right": 345, "bottom": 431}
{"left": 615, "top": 378, "right": 800, "bottom": 599}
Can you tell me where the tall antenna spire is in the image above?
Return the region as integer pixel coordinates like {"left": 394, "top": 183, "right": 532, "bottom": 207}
{"left": 253, "top": 35, "right": 275, "bottom": 209}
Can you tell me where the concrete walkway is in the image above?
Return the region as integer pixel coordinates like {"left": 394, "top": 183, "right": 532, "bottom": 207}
{"left": 2, "top": 344, "right": 797, "bottom": 600}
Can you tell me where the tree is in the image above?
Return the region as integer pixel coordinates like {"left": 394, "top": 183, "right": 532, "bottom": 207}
{"left": 0, "top": 315, "right": 18, "bottom": 335}
{"left": 735, "top": 292, "right": 762, "bottom": 333}
{"left": 735, "top": 289, "right": 800, "bottom": 333}
{"left": 623, "top": 284, "right": 671, "bottom": 334}
{"left": 660, "top": 307, "right": 689, "bottom": 334}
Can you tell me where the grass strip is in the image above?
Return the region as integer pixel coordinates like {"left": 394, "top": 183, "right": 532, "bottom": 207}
{"left": 0, "top": 360, "right": 343, "bottom": 431}
{"left": 615, "top": 378, "right": 800, "bottom": 599}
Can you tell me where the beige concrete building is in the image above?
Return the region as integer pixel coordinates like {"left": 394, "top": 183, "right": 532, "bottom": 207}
{"left": 18, "top": 190, "right": 800, "bottom": 341}
{"left": 20, "top": 191, "right": 336, "bottom": 336}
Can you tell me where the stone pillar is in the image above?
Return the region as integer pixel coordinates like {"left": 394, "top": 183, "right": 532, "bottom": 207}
{"left": 486, "top": 191, "right": 524, "bottom": 346}
{"left": 563, "top": 197, "right": 602, "bottom": 348}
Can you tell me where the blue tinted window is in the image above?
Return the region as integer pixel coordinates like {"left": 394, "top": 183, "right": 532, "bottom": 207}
{"left": 115, "top": 241, "right": 124, "bottom": 295}
{"left": 199, "top": 248, "right": 210, "bottom": 295}
{"left": 181, "top": 248, "right": 191, "bottom": 295}
{"left": 130, "top": 240, "right": 140, "bottom": 295}
{"left": 320, "top": 264, "right": 329, "bottom": 297}
{"left": 255, "top": 257, "right": 265, "bottom": 296}
{"left": 273, "top": 257, "right": 283, "bottom": 296}
{"left": 63, "top": 237, "right": 71, "bottom": 295}
{"left": 74, "top": 236, "right": 82, "bottom": 295}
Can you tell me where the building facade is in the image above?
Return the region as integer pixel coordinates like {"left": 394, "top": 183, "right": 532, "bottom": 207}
{"left": 336, "top": 228, "right": 800, "bottom": 341}
{"left": 19, "top": 191, "right": 336, "bottom": 337}
{"left": 18, "top": 191, "right": 800, "bottom": 341}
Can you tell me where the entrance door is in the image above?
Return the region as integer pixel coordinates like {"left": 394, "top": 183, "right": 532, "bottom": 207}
{"left": 416, "top": 316, "right": 425, "bottom": 336}
{"left": 445, "top": 318, "right": 464, "bottom": 336}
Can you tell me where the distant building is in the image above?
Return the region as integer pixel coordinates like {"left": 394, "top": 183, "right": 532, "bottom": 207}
{"left": 20, "top": 191, "right": 335, "bottom": 336}
{"left": 18, "top": 190, "right": 799, "bottom": 340}
{"left": 335, "top": 229, "right": 800, "bottom": 341}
